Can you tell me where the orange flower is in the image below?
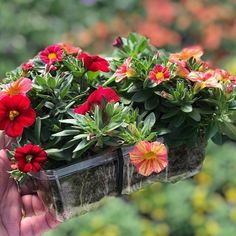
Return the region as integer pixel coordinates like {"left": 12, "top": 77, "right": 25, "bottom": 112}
{"left": 129, "top": 141, "right": 168, "bottom": 176}
{"left": 115, "top": 57, "right": 136, "bottom": 82}
{"left": 0, "top": 77, "right": 32, "bottom": 98}
{"left": 58, "top": 43, "right": 81, "bottom": 54}
{"left": 187, "top": 70, "right": 222, "bottom": 90}
{"left": 169, "top": 45, "right": 203, "bottom": 64}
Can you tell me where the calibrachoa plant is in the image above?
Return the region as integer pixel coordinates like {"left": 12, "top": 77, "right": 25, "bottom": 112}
{"left": 0, "top": 33, "right": 236, "bottom": 182}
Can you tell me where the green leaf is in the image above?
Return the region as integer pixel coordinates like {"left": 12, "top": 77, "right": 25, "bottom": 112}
{"left": 59, "top": 119, "right": 78, "bottom": 125}
{"left": 189, "top": 109, "right": 201, "bottom": 122}
{"left": 46, "top": 76, "right": 57, "bottom": 89}
{"left": 87, "top": 71, "right": 99, "bottom": 80}
{"left": 35, "top": 76, "right": 47, "bottom": 87}
{"left": 206, "top": 122, "right": 218, "bottom": 140}
{"left": 34, "top": 117, "right": 41, "bottom": 144}
{"left": 132, "top": 90, "right": 152, "bottom": 102}
{"left": 180, "top": 104, "right": 193, "bottom": 113}
{"left": 142, "top": 112, "right": 156, "bottom": 133}
{"left": 211, "top": 132, "right": 223, "bottom": 145}
{"left": 44, "top": 101, "right": 54, "bottom": 109}
{"left": 73, "top": 139, "right": 91, "bottom": 153}
{"left": 104, "top": 122, "right": 124, "bottom": 133}
{"left": 218, "top": 122, "right": 236, "bottom": 140}
{"left": 53, "top": 130, "right": 80, "bottom": 137}
{"left": 45, "top": 148, "right": 69, "bottom": 160}
{"left": 172, "top": 115, "right": 185, "bottom": 128}
{"left": 161, "top": 110, "right": 179, "bottom": 119}
{"left": 144, "top": 97, "right": 159, "bottom": 110}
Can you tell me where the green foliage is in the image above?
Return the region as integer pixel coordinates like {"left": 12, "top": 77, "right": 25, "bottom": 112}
{"left": 105, "top": 33, "right": 236, "bottom": 146}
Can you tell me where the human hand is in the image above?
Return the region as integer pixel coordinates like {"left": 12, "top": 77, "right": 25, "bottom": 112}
{"left": 0, "top": 149, "right": 60, "bottom": 236}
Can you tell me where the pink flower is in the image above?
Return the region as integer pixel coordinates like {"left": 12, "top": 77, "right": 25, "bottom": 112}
{"left": 22, "top": 62, "right": 34, "bottom": 71}
{"left": 0, "top": 77, "right": 32, "bottom": 98}
{"left": 39, "top": 44, "right": 64, "bottom": 65}
{"left": 175, "top": 61, "right": 189, "bottom": 78}
{"left": 129, "top": 141, "right": 168, "bottom": 176}
{"left": 169, "top": 45, "right": 203, "bottom": 64}
{"left": 187, "top": 70, "right": 222, "bottom": 89}
{"left": 112, "top": 36, "right": 123, "bottom": 48}
{"left": 115, "top": 57, "right": 136, "bottom": 82}
{"left": 149, "top": 64, "right": 171, "bottom": 84}
{"left": 215, "top": 69, "right": 231, "bottom": 83}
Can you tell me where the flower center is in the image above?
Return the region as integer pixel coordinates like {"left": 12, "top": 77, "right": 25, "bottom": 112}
{"left": 48, "top": 53, "right": 57, "bottom": 60}
{"left": 126, "top": 68, "right": 136, "bottom": 78}
{"left": 6, "top": 85, "right": 20, "bottom": 96}
{"left": 25, "top": 155, "right": 33, "bottom": 162}
{"left": 155, "top": 72, "right": 164, "bottom": 80}
{"left": 144, "top": 151, "right": 156, "bottom": 160}
{"left": 9, "top": 110, "right": 20, "bottom": 121}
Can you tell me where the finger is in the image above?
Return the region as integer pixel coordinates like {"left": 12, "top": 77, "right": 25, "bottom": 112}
{"left": 21, "top": 194, "right": 45, "bottom": 217}
{"left": 21, "top": 212, "right": 60, "bottom": 236}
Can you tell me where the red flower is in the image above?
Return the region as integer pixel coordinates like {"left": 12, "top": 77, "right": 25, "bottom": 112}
{"left": 74, "top": 87, "right": 119, "bottom": 115}
{"left": 14, "top": 144, "right": 47, "bottom": 173}
{"left": 73, "top": 102, "right": 89, "bottom": 115}
{"left": 77, "top": 52, "right": 110, "bottom": 72}
{"left": 0, "top": 95, "right": 36, "bottom": 137}
{"left": 39, "top": 44, "right": 63, "bottom": 65}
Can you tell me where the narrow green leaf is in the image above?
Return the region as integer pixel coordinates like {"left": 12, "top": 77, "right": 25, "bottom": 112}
{"left": 73, "top": 139, "right": 90, "bottom": 153}
{"left": 34, "top": 117, "right": 41, "bottom": 144}
{"left": 219, "top": 122, "right": 236, "bottom": 140}
{"left": 142, "top": 112, "right": 156, "bottom": 133}
{"left": 53, "top": 130, "right": 80, "bottom": 137}
{"left": 45, "top": 149, "right": 69, "bottom": 160}
{"left": 189, "top": 109, "right": 201, "bottom": 122}
{"left": 59, "top": 119, "right": 78, "bottom": 125}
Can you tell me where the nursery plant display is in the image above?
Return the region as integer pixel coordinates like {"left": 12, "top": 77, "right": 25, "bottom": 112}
{"left": 1, "top": 33, "right": 236, "bottom": 220}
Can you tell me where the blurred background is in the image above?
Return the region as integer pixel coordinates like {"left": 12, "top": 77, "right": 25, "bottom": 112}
{"left": 1, "top": 0, "right": 236, "bottom": 235}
